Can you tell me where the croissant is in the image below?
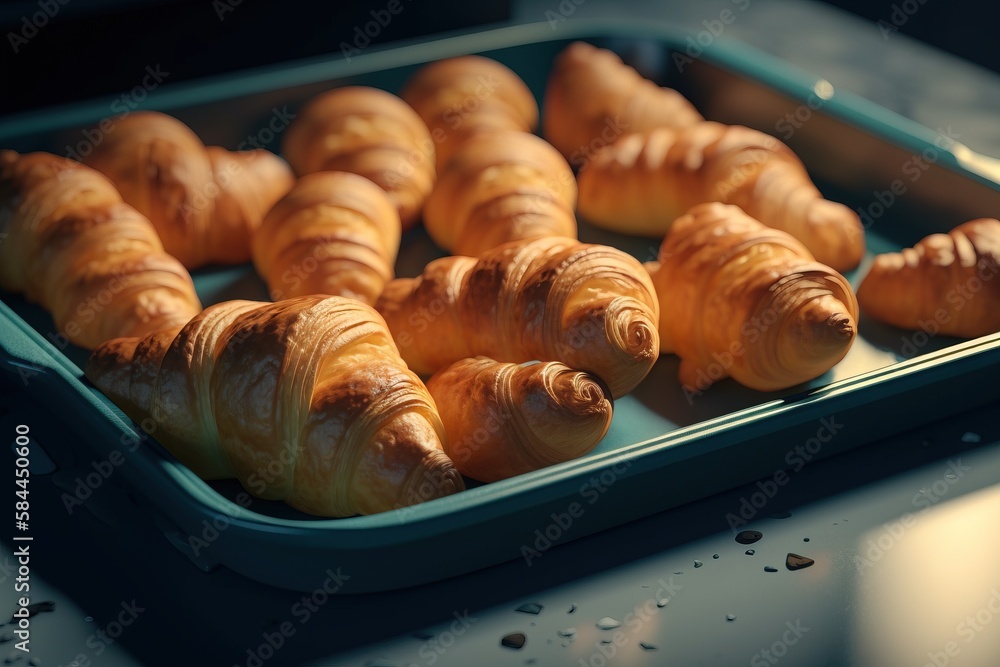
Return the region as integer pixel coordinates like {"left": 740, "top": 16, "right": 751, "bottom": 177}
{"left": 81, "top": 110, "right": 295, "bottom": 269}
{"left": 543, "top": 41, "right": 703, "bottom": 166}
{"left": 650, "top": 202, "right": 858, "bottom": 393}
{"left": 578, "top": 123, "right": 866, "bottom": 272}
{"left": 251, "top": 171, "right": 400, "bottom": 304}
{"left": 857, "top": 218, "right": 1000, "bottom": 337}
{"left": 281, "top": 86, "right": 435, "bottom": 231}
{"left": 0, "top": 150, "right": 201, "bottom": 350}
{"left": 422, "top": 130, "right": 577, "bottom": 255}
{"left": 401, "top": 55, "right": 539, "bottom": 172}
{"left": 84, "top": 295, "right": 464, "bottom": 517}
{"left": 426, "top": 357, "right": 613, "bottom": 482}
{"left": 375, "top": 236, "right": 659, "bottom": 398}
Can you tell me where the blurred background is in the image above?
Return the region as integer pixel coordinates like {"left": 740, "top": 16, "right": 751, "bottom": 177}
{"left": 1, "top": 0, "right": 997, "bottom": 116}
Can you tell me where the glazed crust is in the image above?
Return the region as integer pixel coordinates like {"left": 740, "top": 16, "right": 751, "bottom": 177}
{"left": 252, "top": 171, "right": 401, "bottom": 304}
{"left": 401, "top": 55, "right": 539, "bottom": 172}
{"left": 649, "top": 202, "right": 859, "bottom": 392}
{"left": 82, "top": 110, "right": 294, "bottom": 268}
{"left": 578, "top": 123, "right": 866, "bottom": 272}
{"left": 543, "top": 41, "right": 703, "bottom": 166}
{"left": 858, "top": 218, "right": 1000, "bottom": 337}
{"left": 427, "top": 357, "right": 613, "bottom": 482}
{"left": 375, "top": 236, "right": 659, "bottom": 398}
{"left": 85, "top": 295, "right": 464, "bottom": 517}
{"left": 422, "top": 130, "right": 577, "bottom": 256}
{"left": 0, "top": 150, "right": 201, "bottom": 349}
{"left": 281, "top": 86, "right": 435, "bottom": 231}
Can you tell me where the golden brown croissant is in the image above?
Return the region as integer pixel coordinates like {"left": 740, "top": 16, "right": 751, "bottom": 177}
{"left": 401, "top": 55, "right": 539, "bottom": 172}
{"left": 84, "top": 295, "right": 464, "bottom": 517}
{"left": 251, "top": 171, "right": 400, "bottom": 304}
{"left": 375, "top": 236, "right": 659, "bottom": 398}
{"left": 81, "top": 110, "right": 295, "bottom": 269}
{"left": 578, "top": 123, "right": 866, "bottom": 272}
{"left": 281, "top": 86, "right": 435, "bottom": 231}
{"left": 422, "top": 130, "right": 577, "bottom": 256}
{"left": 650, "top": 202, "right": 858, "bottom": 393}
{"left": 857, "top": 218, "right": 1000, "bottom": 337}
{"left": 543, "top": 41, "right": 703, "bottom": 166}
{"left": 426, "top": 357, "right": 613, "bottom": 482}
{"left": 0, "top": 150, "right": 201, "bottom": 350}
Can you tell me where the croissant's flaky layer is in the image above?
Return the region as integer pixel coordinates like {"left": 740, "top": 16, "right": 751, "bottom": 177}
{"left": 427, "top": 357, "right": 613, "bottom": 482}
{"left": 82, "top": 110, "right": 294, "bottom": 268}
{"left": 281, "top": 86, "right": 435, "bottom": 231}
{"left": 0, "top": 150, "right": 202, "bottom": 349}
{"left": 252, "top": 171, "right": 401, "bottom": 304}
{"left": 401, "top": 55, "right": 539, "bottom": 172}
{"left": 858, "top": 218, "right": 1000, "bottom": 337}
{"left": 578, "top": 123, "right": 866, "bottom": 272}
{"left": 543, "top": 41, "right": 703, "bottom": 165}
{"left": 422, "top": 130, "right": 577, "bottom": 255}
{"left": 85, "top": 295, "right": 464, "bottom": 517}
{"left": 375, "top": 236, "right": 659, "bottom": 398}
{"left": 651, "top": 202, "right": 858, "bottom": 392}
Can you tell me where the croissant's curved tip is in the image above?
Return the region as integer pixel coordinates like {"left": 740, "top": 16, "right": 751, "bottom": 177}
{"left": 823, "top": 312, "right": 857, "bottom": 343}
{"left": 398, "top": 450, "right": 466, "bottom": 510}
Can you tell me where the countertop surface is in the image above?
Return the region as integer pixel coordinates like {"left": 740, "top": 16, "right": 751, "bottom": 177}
{"left": 3, "top": 1, "right": 1000, "bottom": 666}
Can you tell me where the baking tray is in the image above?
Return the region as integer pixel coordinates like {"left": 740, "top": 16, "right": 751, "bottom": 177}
{"left": 2, "top": 19, "right": 1000, "bottom": 593}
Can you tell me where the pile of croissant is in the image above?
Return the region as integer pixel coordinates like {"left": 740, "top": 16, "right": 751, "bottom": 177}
{"left": 4, "top": 42, "right": 998, "bottom": 517}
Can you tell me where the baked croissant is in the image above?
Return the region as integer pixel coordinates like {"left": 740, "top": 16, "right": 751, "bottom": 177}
{"left": 426, "top": 357, "right": 613, "bottom": 482}
{"left": 422, "top": 130, "right": 577, "bottom": 256}
{"left": 251, "top": 171, "right": 401, "bottom": 304}
{"left": 650, "top": 202, "right": 858, "bottom": 392}
{"left": 281, "top": 86, "right": 435, "bottom": 231}
{"left": 82, "top": 110, "right": 295, "bottom": 269}
{"left": 84, "top": 295, "right": 464, "bottom": 517}
{"left": 578, "top": 123, "right": 866, "bottom": 272}
{"left": 375, "top": 236, "right": 659, "bottom": 398}
{"left": 543, "top": 41, "right": 703, "bottom": 166}
{"left": 0, "top": 150, "right": 201, "bottom": 350}
{"left": 857, "top": 218, "right": 1000, "bottom": 337}
{"left": 401, "top": 55, "right": 539, "bottom": 172}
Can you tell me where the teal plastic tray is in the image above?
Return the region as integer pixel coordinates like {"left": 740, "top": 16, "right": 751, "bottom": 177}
{"left": 2, "top": 19, "right": 1000, "bottom": 593}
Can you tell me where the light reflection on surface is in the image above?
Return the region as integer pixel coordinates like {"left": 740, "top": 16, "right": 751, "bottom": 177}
{"left": 853, "top": 483, "right": 1000, "bottom": 667}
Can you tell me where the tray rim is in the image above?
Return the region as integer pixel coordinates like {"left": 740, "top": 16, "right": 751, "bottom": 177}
{"left": 3, "top": 18, "right": 1000, "bottom": 588}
